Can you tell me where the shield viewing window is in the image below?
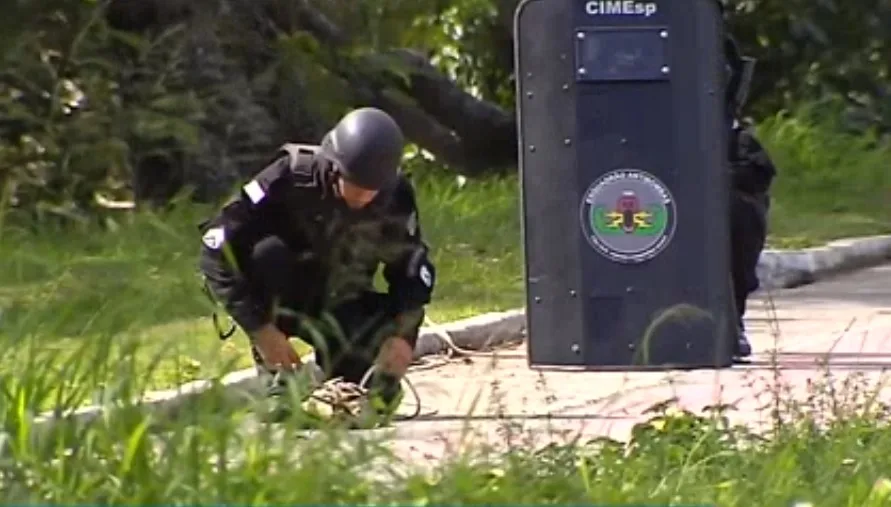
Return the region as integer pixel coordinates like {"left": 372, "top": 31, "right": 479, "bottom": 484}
{"left": 574, "top": 26, "right": 670, "bottom": 82}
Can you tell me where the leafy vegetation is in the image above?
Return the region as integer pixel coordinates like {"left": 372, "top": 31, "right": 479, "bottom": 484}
{"left": 2, "top": 331, "right": 891, "bottom": 504}
{"left": 0, "top": 172, "right": 523, "bottom": 398}
{"left": 0, "top": 106, "right": 889, "bottom": 397}
{"left": 757, "top": 102, "right": 891, "bottom": 248}
{"left": 2, "top": 0, "right": 891, "bottom": 502}
{"left": 2, "top": 0, "right": 891, "bottom": 219}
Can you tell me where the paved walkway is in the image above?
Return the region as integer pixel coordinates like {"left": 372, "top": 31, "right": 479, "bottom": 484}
{"left": 383, "top": 264, "right": 891, "bottom": 466}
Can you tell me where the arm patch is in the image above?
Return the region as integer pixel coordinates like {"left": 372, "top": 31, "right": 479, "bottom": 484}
{"left": 202, "top": 227, "right": 226, "bottom": 250}
{"left": 419, "top": 263, "right": 433, "bottom": 288}
{"left": 243, "top": 180, "right": 266, "bottom": 204}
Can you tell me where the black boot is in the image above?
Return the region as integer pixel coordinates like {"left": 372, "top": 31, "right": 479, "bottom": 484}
{"left": 734, "top": 320, "right": 752, "bottom": 360}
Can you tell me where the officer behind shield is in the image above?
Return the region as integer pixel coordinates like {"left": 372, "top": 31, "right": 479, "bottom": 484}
{"left": 724, "top": 35, "right": 777, "bottom": 360}
{"left": 197, "top": 107, "right": 436, "bottom": 424}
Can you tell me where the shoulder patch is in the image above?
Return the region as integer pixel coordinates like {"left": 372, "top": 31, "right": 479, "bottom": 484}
{"left": 202, "top": 226, "right": 226, "bottom": 250}
{"left": 243, "top": 180, "right": 266, "bottom": 204}
{"left": 419, "top": 264, "right": 433, "bottom": 288}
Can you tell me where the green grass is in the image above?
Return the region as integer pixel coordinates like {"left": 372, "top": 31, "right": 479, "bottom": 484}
{"left": 757, "top": 104, "right": 891, "bottom": 248}
{"left": 0, "top": 174, "right": 525, "bottom": 396}
{"left": 3, "top": 342, "right": 891, "bottom": 504}
{"left": 1, "top": 105, "right": 891, "bottom": 395}
{"left": 1, "top": 105, "right": 891, "bottom": 502}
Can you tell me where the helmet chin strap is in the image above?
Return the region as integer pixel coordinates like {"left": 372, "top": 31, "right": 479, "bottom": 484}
{"left": 330, "top": 171, "right": 371, "bottom": 211}
{"left": 316, "top": 155, "right": 345, "bottom": 200}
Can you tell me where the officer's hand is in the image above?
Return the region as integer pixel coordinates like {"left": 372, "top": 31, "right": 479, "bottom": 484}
{"left": 252, "top": 324, "right": 301, "bottom": 370}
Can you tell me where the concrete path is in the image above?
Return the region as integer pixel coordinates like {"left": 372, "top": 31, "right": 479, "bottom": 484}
{"left": 382, "top": 264, "right": 891, "bottom": 467}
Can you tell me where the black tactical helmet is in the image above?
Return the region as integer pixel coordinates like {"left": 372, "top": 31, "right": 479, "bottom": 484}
{"left": 320, "top": 107, "right": 405, "bottom": 191}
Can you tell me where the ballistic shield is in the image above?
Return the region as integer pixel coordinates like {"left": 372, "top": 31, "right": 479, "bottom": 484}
{"left": 515, "top": 0, "right": 736, "bottom": 369}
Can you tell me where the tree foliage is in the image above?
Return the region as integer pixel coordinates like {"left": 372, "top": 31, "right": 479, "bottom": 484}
{"left": 724, "top": 0, "right": 891, "bottom": 129}
{"left": 0, "top": 0, "right": 888, "bottom": 223}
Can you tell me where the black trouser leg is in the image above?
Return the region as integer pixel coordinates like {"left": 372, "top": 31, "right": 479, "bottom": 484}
{"left": 248, "top": 236, "right": 425, "bottom": 387}
{"left": 248, "top": 235, "right": 324, "bottom": 373}
{"left": 313, "top": 292, "right": 424, "bottom": 385}
{"left": 730, "top": 191, "right": 768, "bottom": 328}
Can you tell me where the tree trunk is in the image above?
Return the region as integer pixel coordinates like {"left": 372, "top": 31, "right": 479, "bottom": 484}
{"left": 106, "top": 0, "right": 521, "bottom": 201}
{"left": 280, "top": 0, "right": 519, "bottom": 176}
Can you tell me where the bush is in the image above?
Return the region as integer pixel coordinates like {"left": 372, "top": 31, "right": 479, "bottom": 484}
{"left": 757, "top": 102, "right": 891, "bottom": 212}
{"left": 754, "top": 103, "right": 891, "bottom": 247}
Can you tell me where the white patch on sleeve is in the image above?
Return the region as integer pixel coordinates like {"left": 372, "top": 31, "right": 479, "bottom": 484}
{"left": 202, "top": 227, "right": 226, "bottom": 250}
{"left": 406, "top": 211, "right": 418, "bottom": 237}
{"left": 419, "top": 264, "right": 432, "bottom": 288}
{"left": 243, "top": 180, "right": 266, "bottom": 204}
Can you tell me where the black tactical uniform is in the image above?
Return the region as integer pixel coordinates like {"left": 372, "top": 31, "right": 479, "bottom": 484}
{"left": 724, "top": 35, "right": 777, "bottom": 358}
{"left": 197, "top": 109, "right": 436, "bottom": 387}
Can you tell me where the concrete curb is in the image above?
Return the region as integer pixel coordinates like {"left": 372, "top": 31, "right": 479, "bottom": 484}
{"left": 757, "top": 234, "right": 891, "bottom": 290}
{"left": 27, "top": 309, "right": 529, "bottom": 433}
{"left": 27, "top": 235, "right": 891, "bottom": 433}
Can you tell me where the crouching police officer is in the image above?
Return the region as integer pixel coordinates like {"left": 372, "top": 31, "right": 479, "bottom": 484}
{"left": 197, "top": 107, "right": 435, "bottom": 423}
{"left": 725, "top": 36, "right": 777, "bottom": 360}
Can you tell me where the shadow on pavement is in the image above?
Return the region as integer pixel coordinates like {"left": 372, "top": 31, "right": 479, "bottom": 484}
{"left": 739, "top": 351, "right": 891, "bottom": 371}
